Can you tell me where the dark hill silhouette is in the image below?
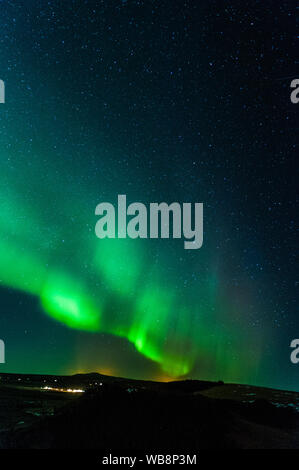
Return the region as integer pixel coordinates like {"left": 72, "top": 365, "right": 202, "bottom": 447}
{"left": 1, "top": 373, "right": 299, "bottom": 449}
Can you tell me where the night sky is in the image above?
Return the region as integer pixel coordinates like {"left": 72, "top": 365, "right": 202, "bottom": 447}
{"left": 0, "top": 1, "right": 297, "bottom": 390}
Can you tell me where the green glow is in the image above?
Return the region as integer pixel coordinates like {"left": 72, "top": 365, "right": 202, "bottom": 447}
{"left": 0, "top": 238, "right": 47, "bottom": 295}
{"left": 94, "top": 238, "right": 142, "bottom": 296}
{"left": 41, "top": 272, "right": 101, "bottom": 331}
{"left": 0, "top": 163, "right": 259, "bottom": 382}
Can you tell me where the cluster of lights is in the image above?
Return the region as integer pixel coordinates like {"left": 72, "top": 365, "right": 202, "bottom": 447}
{"left": 41, "top": 386, "right": 84, "bottom": 393}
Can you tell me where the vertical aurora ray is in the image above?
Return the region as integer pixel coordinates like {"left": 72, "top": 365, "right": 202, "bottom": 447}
{"left": 94, "top": 238, "right": 143, "bottom": 297}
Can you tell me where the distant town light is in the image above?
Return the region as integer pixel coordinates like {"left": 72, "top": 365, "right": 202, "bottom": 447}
{"left": 41, "top": 386, "right": 84, "bottom": 393}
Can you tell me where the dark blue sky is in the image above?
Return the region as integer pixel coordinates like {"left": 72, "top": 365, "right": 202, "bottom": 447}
{"left": 0, "top": 0, "right": 297, "bottom": 390}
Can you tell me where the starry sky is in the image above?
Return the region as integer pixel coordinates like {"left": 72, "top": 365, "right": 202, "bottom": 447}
{"left": 0, "top": 0, "right": 297, "bottom": 390}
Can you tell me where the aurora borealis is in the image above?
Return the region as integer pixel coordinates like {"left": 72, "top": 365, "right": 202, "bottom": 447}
{"left": 0, "top": 1, "right": 297, "bottom": 390}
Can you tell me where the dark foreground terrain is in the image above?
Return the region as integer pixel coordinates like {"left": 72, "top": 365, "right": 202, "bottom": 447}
{"left": 0, "top": 372, "right": 299, "bottom": 449}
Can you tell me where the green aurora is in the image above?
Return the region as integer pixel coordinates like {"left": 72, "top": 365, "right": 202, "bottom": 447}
{"left": 0, "top": 161, "right": 259, "bottom": 380}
